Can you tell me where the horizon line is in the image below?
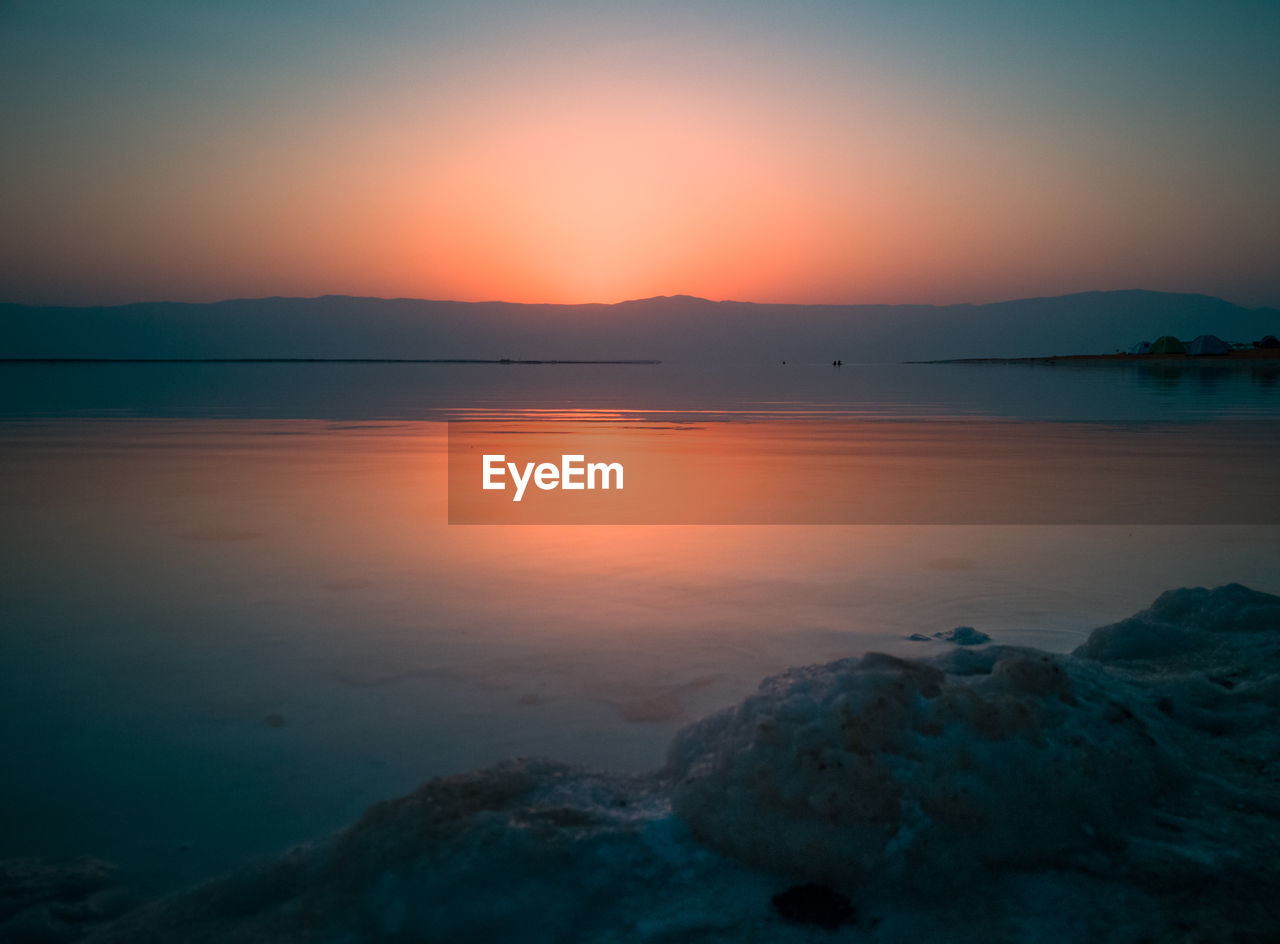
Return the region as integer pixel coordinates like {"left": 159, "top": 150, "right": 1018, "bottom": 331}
{"left": 0, "top": 357, "right": 664, "bottom": 366}
{"left": 4, "top": 287, "right": 1277, "bottom": 312}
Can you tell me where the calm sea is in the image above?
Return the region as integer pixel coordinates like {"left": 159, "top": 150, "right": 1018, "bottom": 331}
{"left": 2, "top": 360, "right": 1278, "bottom": 892}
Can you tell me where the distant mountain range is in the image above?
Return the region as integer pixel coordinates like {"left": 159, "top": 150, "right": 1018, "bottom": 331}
{"left": 2, "top": 291, "right": 1276, "bottom": 364}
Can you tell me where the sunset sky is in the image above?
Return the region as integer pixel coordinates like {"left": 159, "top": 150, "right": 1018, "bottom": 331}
{"left": 3, "top": 0, "right": 1278, "bottom": 308}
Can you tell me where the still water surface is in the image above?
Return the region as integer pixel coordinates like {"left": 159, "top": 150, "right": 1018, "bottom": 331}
{"left": 1, "top": 361, "right": 1278, "bottom": 892}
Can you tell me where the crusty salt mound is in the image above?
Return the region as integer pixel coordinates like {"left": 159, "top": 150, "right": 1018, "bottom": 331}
{"left": 58, "top": 584, "right": 1280, "bottom": 943}
{"left": 670, "top": 646, "right": 1176, "bottom": 884}
{"left": 670, "top": 583, "right": 1280, "bottom": 937}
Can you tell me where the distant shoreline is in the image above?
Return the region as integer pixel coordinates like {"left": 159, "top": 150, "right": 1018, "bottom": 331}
{"left": 0, "top": 357, "right": 663, "bottom": 365}
{"left": 910, "top": 349, "right": 1280, "bottom": 365}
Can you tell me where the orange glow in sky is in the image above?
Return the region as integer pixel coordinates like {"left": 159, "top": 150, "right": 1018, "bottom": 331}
{"left": 1, "top": 2, "right": 1278, "bottom": 307}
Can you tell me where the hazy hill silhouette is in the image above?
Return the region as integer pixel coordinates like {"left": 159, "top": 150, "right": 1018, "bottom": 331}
{"left": 2, "top": 291, "right": 1275, "bottom": 363}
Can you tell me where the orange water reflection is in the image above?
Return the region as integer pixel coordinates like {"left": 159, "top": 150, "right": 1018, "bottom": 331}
{"left": 3, "top": 417, "right": 1279, "bottom": 888}
{"left": 449, "top": 415, "right": 1280, "bottom": 524}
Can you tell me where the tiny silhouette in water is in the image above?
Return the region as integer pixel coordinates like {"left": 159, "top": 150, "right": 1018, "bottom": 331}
{"left": 832, "top": 359, "right": 843, "bottom": 367}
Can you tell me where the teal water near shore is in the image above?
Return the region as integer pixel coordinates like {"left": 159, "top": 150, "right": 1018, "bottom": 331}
{"left": 1, "top": 361, "right": 1277, "bottom": 935}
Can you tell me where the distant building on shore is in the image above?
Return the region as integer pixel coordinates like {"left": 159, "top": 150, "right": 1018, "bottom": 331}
{"left": 1186, "top": 334, "right": 1231, "bottom": 355}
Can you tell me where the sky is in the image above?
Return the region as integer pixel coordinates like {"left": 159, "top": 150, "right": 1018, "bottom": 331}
{"left": 2, "top": 0, "right": 1278, "bottom": 308}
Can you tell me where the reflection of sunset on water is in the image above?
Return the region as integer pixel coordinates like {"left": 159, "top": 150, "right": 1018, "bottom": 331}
{"left": 3, "top": 415, "right": 1279, "bottom": 901}
{"left": 449, "top": 416, "right": 1280, "bottom": 524}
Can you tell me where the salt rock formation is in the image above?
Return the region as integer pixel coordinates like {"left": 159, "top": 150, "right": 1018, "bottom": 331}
{"left": 670, "top": 583, "right": 1280, "bottom": 898}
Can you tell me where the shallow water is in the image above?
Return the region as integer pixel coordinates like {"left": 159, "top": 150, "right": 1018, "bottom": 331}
{"left": 1, "top": 361, "right": 1278, "bottom": 896}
